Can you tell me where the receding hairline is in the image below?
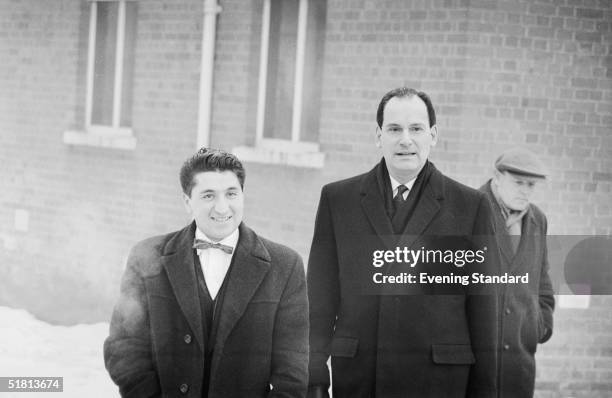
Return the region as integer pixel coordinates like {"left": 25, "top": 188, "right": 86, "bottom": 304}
{"left": 376, "top": 87, "right": 437, "bottom": 129}
{"left": 380, "top": 95, "right": 432, "bottom": 126}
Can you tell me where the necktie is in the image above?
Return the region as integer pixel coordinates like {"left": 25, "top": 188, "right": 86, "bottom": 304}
{"left": 394, "top": 185, "right": 408, "bottom": 202}
{"left": 391, "top": 184, "right": 408, "bottom": 218}
{"left": 193, "top": 239, "right": 234, "bottom": 254}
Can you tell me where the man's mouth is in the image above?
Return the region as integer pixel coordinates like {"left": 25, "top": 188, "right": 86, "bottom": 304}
{"left": 395, "top": 151, "right": 417, "bottom": 157}
{"left": 211, "top": 215, "right": 232, "bottom": 223}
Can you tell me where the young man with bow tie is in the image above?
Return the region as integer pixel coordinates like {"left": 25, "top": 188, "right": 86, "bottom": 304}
{"left": 104, "top": 148, "right": 308, "bottom": 398}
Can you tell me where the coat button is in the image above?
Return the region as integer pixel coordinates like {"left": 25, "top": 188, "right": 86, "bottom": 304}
{"left": 184, "top": 334, "right": 192, "bottom": 344}
{"left": 505, "top": 308, "right": 511, "bottom": 315}
{"left": 179, "top": 383, "right": 189, "bottom": 394}
{"left": 503, "top": 344, "right": 510, "bottom": 350}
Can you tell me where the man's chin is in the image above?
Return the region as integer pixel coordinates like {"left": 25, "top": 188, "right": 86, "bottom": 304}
{"left": 509, "top": 202, "right": 528, "bottom": 212}
{"left": 199, "top": 225, "right": 236, "bottom": 241}
{"left": 390, "top": 161, "right": 422, "bottom": 178}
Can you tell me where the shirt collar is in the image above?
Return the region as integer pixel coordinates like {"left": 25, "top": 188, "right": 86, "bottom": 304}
{"left": 389, "top": 173, "right": 417, "bottom": 194}
{"left": 195, "top": 227, "right": 240, "bottom": 249}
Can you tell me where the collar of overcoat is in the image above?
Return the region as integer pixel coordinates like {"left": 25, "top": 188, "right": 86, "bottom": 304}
{"left": 160, "top": 221, "right": 271, "bottom": 357}
{"left": 480, "top": 179, "right": 539, "bottom": 269}
{"left": 359, "top": 159, "right": 444, "bottom": 249}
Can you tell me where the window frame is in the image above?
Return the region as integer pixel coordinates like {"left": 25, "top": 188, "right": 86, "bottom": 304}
{"left": 86, "top": 0, "right": 134, "bottom": 136}
{"left": 256, "top": 0, "right": 316, "bottom": 150}
{"left": 233, "top": 0, "right": 324, "bottom": 167}
{"left": 64, "top": 0, "right": 137, "bottom": 149}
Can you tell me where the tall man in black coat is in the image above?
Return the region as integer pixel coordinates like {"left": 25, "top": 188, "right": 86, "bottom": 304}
{"left": 307, "top": 87, "right": 500, "bottom": 398}
{"left": 104, "top": 148, "right": 309, "bottom": 398}
{"left": 480, "top": 148, "right": 555, "bottom": 398}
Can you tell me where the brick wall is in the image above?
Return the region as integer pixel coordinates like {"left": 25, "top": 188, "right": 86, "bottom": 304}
{"left": 211, "top": 0, "right": 612, "bottom": 396}
{"left": 0, "top": 0, "right": 610, "bottom": 395}
{"left": 0, "top": 0, "right": 204, "bottom": 323}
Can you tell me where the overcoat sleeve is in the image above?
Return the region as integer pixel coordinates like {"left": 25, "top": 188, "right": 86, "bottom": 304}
{"left": 269, "top": 255, "right": 309, "bottom": 398}
{"left": 538, "top": 216, "right": 555, "bottom": 343}
{"left": 306, "top": 186, "right": 339, "bottom": 393}
{"left": 104, "top": 246, "right": 162, "bottom": 398}
{"left": 466, "top": 194, "right": 500, "bottom": 397}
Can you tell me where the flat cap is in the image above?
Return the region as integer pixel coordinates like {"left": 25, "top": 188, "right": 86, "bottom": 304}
{"left": 494, "top": 147, "right": 547, "bottom": 179}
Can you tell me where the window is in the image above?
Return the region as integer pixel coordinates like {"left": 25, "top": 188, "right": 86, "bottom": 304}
{"left": 64, "top": 0, "right": 137, "bottom": 149}
{"left": 235, "top": 0, "right": 327, "bottom": 167}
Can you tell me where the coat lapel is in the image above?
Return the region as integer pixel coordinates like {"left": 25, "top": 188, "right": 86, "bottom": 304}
{"left": 360, "top": 161, "right": 444, "bottom": 249}
{"left": 161, "top": 222, "right": 205, "bottom": 351}
{"left": 360, "top": 162, "right": 395, "bottom": 248}
{"left": 396, "top": 164, "right": 442, "bottom": 248}
{"left": 508, "top": 208, "right": 538, "bottom": 272}
{"left": 211, "top": 223, "right": 270, "bottom": 376}
{"left": 481, "top": 180, "right": 515, "bottom": 268}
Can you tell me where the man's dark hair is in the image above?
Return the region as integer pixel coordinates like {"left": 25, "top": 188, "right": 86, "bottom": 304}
{"left": 376, "top": 87, "right": 436, "bottom": 129}
{"left": 180, "top": 147, "right": 246, "bottom": 196}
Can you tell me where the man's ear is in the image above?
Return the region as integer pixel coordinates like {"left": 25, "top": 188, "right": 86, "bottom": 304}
{"left": 430, "top": 125, "right": 438, "bottom": 146}
{"left": 375, "top": 126, "right": 382, "bottom": 148}
{"left": 492, "top": 169, "right": 503, "bottom": 186}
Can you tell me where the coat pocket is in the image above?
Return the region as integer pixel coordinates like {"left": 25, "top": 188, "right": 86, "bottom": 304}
{"left": 330, "top": 336, "right": 359, "bottom": 358}
{"left": 431, "top": 344, "right": 475, "bottom": 365}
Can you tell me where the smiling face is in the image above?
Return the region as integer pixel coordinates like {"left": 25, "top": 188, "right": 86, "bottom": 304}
{"left": 183, "top": 170, "right": 244, "bottom": 241}
{"left": 376, "top": 96, "right": 438, "bottom": 183}
{"left": 493, "top": 170, "right": 541, "bottom": 211}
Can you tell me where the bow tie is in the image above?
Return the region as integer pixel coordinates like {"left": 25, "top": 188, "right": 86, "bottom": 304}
{"left": 193, "top": 239, "right": 234, "bottom": 254}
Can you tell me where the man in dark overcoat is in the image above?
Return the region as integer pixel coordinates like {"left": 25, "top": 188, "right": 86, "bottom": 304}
{"left": 480, "top": 148, "right": 555, "bottom": 398}
{"left": 104, "top": 148, "right": 309, "bottom": 398}
{"left": 307, "top": 87, "right": 500, "bottom": 398}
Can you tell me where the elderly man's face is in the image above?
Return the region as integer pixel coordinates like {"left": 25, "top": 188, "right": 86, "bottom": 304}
{"left": 493, "top": 171, "right": 542, "bottom": 211}
{"left": 376, "top": 96, "right": 438, "bottom": 183}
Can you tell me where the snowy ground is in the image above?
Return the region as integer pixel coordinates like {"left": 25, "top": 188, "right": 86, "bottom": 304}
{"left": 0, "top": 306, "right": 119, "bottom": 397}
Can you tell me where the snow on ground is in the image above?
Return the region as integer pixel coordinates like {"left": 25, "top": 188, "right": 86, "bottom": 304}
{"left": 0, "top": 306, "right": 119, "bottom": 397}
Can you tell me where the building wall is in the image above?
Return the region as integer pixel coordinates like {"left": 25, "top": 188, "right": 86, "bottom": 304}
{"left": 0, "top": 0, "right": 204, "bottom": 323}
{"left": 211, "top": 0, "right": 612, "bottom": 396}
{"left": 0, "top": 0, "right": 610, "bottom": 395}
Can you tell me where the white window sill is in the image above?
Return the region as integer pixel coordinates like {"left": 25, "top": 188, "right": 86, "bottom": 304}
{"left": 63, "top": 127, "right": 136, "bottom": 150}
{"left": 232, "top": 141, "right": 325, "bottom": 169}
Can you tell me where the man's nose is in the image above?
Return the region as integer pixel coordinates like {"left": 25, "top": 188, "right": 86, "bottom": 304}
{"left": 213, "top": 197, "right": 230, "bottom": 213}
{"left": 398, "top": 130, "right": 414, "bottom": 146}
{"left": 519, "top": 185, "right": 533, "bottom": 196}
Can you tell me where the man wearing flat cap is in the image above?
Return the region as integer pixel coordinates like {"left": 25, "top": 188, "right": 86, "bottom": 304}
{"left": 479, "top": 147, "right": 555, "bottom": 398}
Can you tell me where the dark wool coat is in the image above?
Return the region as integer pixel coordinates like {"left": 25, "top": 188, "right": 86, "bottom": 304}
{"left": 480, "top": 181, "right": 555, "bottom": 398}
{"left": 308, "top": 161, "right": 501, "bottom": 398}
{"left": 104, "top": 222, "right": 309, "bottom": 398}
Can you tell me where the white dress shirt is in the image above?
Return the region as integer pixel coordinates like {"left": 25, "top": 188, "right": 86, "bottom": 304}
{"left": 195, "top": 227, "right": 239, "bottom": 300}
{"left": 389, "top": 174, "right": 417, "bottom": 200}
